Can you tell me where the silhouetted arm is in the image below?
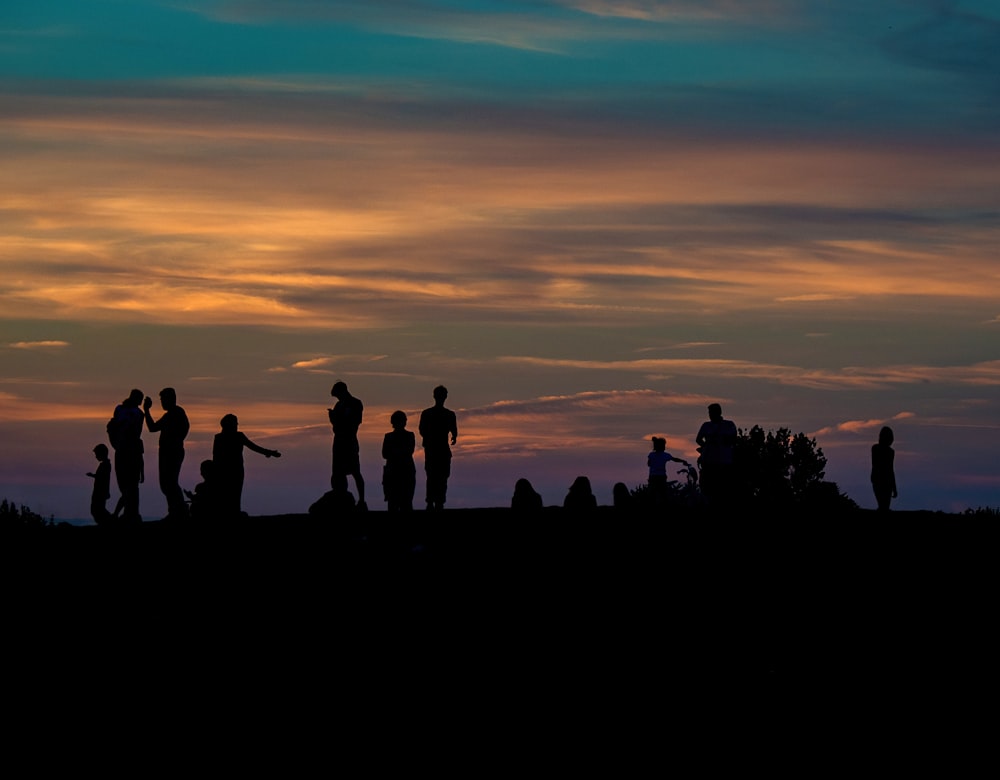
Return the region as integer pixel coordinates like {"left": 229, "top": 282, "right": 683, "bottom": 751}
{"left": 243, "top": 433, "right": 280, "bottom": 458}
{"left": 142, "top": 396, "right": 161, "bottom": 432}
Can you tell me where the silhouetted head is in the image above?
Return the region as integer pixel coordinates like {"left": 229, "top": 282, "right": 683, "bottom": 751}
{"left": 570, "top": 476, "right": 592, "bottom": 494}
{"left": 879, "top": 426, "right": 894, "bottom": 446}
{"left": 159, "top": 387, "right": 177, "bottom": 409}
{"left": 514, "top": 478, "right": 534, "bottom": 493}
{"left": 652, "top": 436, "right": 666, "bottom": 452}
{"left": 93, "top": 443, "right": 109, "bottom": 459}
{"left": 708, "top": 403, "right": 723, "bottom": 422}
{"left": 220, "top": 413, "right": 238, "bottom": 432}
{"left": 127, "top": 388, "right": 144, "bottom": 406}
{"left": 613, "top": 482, "right": 631, "bottom": 506}
{"left": 390, "top": 410, "right": 407, "bottom": 429}
{"left": 433, "top": 385, "right": 448, "bottom": 402}
{"left": 199, "top": 459, "right": 215, "bottom": 479}
{"left": 331, "top": 381, "right": 348, "bottom": 400}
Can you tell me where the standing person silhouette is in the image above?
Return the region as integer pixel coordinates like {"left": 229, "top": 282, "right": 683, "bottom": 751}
{"left": 419, "top": 385, "right": 458, "bottom": 511}
{"left": 695, "top": 403, "right": 738, "bottom": 508}
{"left": 86, "top": 443, "right": 113, "bottom": 526}
{"left": 329, "top": 381, "right": 366, "bottom": 511}
{"left": 381, "top": 410, "right": 416, "bottom": 512}
{"left": 108, "top": 388, "right": 145, "bottom": 524}
{"left": 143, "top": 387, "right": 190, "bottom": 521}
{"left": 871, "top": 426, "right": 898, "bottom": 512}
{"left": 212, "top": 414, "right": 280, "bottom": 518}
{"left": 647, "top": 436, "right": 691, "bottom": 508}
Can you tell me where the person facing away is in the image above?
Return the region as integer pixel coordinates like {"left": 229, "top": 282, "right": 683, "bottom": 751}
{"left": 143, "top": 387, "right": 190, "bottom": 521}
{"left": 511, "top": 478, "right": 544, "bottom": 511}
{"left": 382, "top": 410, "right": 416, "bottom": 512}
{"left": 329, "top": 381, "right": 366, "bottom": 510}
{"left": 212, "top": 413, "right": 281, "bottom": 518}
{"left": 695, "top": 403, "right": 738, "bottom": 506}
{"left": 871, "top": 426, "right": 898, "bottom": 512}
{"left": 87, "top": 443, "right": 113, "bottom": 526}
{"left": 419, "top": 385, "right": 458, "bottom": 511}
{"left": 563, "top": 475, "right": 598, "bottom": 511}
{"left": 647, "top": 436, "right": 691, "bottom": 507}
{"left": 109, "top": 388, "right": 146, "bottom": 524}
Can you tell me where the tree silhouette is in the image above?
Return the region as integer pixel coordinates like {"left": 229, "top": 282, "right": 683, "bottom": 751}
{"left": 733, "top": 426, "right": 856, "bottom": 511}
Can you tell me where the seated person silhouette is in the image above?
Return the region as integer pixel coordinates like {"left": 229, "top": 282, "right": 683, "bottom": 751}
{"left": 185, "top": 459, "right": 222, "bottom": 521}
{"left": 563, "top": 476, "right": 598, "bottom": 511}
{"left": 511, "top": 478, "right": 544, "bottom": 511}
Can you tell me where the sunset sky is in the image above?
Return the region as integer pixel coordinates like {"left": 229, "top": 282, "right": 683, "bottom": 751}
{"left": 3, "top": 1, "right": 999, "bottom": 519}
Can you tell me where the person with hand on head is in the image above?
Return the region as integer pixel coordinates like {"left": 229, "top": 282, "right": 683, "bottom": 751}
{"left": 143, "top": 387, "right": 190, "bottom": 521}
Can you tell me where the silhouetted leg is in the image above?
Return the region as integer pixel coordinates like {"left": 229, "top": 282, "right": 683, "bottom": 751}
{"left": 160, "top": 449, "right": 187, "bottom": 518}
{"left": 115, "top": 452, "right": 142, "bottom": 522}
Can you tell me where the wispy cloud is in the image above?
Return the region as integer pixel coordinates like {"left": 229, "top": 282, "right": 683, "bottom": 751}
{"left": 6, "top": 340, "right": 70, "bottom": 350}
{"left": 812, "top": 411, "right": 916, "bottom": 437}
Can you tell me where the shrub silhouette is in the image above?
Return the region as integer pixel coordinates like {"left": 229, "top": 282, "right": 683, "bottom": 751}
{"left": 1, "top": 498, "right": 50, "bottom": 528}
{"left": 629, "top": 463, "right": 701, "bottom": 511}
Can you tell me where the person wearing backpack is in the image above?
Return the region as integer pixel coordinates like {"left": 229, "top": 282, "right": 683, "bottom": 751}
{"left": 109, "top": 388, "right": 146, "bottom": 524}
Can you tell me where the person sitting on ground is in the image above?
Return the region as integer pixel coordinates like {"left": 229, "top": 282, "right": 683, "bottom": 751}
{"left": 563, "top": 475, "right": 598, "bottom": 511}
{"left": 185, "top": 459, "right": 222, "bottom": 521}
{"left": 511, "top": 478, "right": 544, "bottom": 511}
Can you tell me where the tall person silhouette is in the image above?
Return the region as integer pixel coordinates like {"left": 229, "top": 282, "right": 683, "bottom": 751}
{"left": 871, "top": 426, "right": 898, "bottom": 512}
{"left": 143, "top": 387, "right": 190, "bottom": 521}
{"left": 329, "top": 381, "right": 367, "bottom": 511}
{"left": 419, "top": 385, "right": 458, "bottom": 511}
{"left": 108, "top": 388, "right": 145, "bottom": 524}
{"left": 695, "top": 403, "right": 737, "bottom": 508}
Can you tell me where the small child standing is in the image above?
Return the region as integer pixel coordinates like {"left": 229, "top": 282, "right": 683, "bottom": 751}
{"left": 86, "top": 443, "right": 113, "bottom": 525}
{"left": 647, "top": 436, "right": 690, "bottom": 507}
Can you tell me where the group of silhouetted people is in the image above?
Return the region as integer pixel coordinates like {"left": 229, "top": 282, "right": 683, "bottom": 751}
{"left": 90, "top": 381, "right": 462, "bottom": 524}
{"left": 506, "top": 403, "right": 899, "bottom": 514}
{"left": 321, "top": 381, "right": 459, "bottom": 514}
{"left": 90, "top": 391, "right": 899, "bottom": 522}
{"left": 89, "top": 387, "right": 280, "bottom": 525}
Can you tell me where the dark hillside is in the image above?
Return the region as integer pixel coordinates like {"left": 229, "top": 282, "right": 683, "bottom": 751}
{"left": 5, "top": 507, "right": 997, "bottom": 732}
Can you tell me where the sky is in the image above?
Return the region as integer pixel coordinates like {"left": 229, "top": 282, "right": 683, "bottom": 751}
{"left": 2, "top": 0, "right": 1000, "bottom": 519}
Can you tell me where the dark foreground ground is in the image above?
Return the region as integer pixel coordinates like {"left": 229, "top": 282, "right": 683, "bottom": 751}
{"left": 4, "top": 505, "right": 997, "bottom": 758}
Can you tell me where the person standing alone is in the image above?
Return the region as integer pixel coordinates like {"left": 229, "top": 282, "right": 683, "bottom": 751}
{"left": 144, "top": 387, "right": 190, "bottom": 521}
{"left": 871, "top": 426, "right": 898, "bottom": 512}
{"left": 419, "top": 385, "right": 458, "bottom": 511}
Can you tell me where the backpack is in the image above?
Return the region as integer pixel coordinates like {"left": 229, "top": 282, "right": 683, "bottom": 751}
{"left": 107, "top": 415, "right": 122, "bottom": 451}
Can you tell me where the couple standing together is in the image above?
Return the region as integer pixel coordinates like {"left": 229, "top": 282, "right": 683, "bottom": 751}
{"left": 105, "top": 387, "right": 189, "bottom": 524}
{"left": 329, "top": 382, "right": 458, "bottom": 511}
